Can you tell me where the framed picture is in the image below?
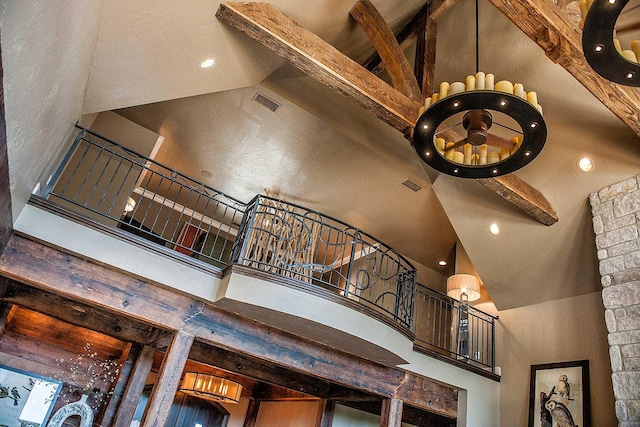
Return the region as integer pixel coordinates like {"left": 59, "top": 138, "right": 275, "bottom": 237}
{"left": 0, "top": 364, "right": 62, "bottom": 427}
{"left": 528, "top": 360, "right": 590, "bottom": 427}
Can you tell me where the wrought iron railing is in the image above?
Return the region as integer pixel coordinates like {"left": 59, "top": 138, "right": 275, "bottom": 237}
{"left": 414, "top": 283, "right": 496, "bottom": 371}
{"left": 42, "top": 125, "right": 496, "bottom": 370}
{"left": 43, "top": 125, "right": 246, "bottom": 268}
{"left": 235, "top": 195, "right": 415, "bottom": 329}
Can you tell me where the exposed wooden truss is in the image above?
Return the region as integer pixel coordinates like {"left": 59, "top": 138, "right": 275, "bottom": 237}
{"left": 216, "top": 1, "right": 419, "bottom": 134}
{"left": 217, "top": 1, "right": 559, "bottom": 226}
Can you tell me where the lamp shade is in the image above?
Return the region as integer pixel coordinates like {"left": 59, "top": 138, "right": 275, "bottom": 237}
{"left": 179, "top": 373, "right": 242, "bottom": 404}
{"left": 447, "top": 274, "right": 481, "bottom": 302}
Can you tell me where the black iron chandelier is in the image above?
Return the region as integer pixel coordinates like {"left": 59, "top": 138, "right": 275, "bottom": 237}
{"left": 582, "top": 0, "right": 640, "bottom": 86}
{"left": 413, "top": 0, "right": 547, "bottom": 178}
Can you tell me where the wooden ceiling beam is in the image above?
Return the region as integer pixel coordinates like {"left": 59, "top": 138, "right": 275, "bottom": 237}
{"left": 217, "top": 1, "right": 557, "bottom": 225}
{"left": 216, "top": 1, "right": 421, "bottom": 134}
{"left": 350, "top": 0, "right": 422, "bottom": 102}
{"left": 487, "top": 0, "right": 640, "bottom": 138}
{"left": 478, "top": 174, "right": 559, "bottom": 225}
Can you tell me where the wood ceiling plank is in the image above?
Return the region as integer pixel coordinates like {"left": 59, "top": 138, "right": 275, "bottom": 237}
{"left": 216, "top": 2, "right": 421, "bottom": 133}
{"left": 478, "top": 174, "right": 559, "bottom": 225}
{"left": 487, "top": 0, "right": 640, "bottom": 138}
{"left": 350, "top": 0, "right": 422, "bottom": 102}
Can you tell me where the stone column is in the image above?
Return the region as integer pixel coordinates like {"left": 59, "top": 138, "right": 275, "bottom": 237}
{"left": 590, "top": 175, "right": 640, "bottom": 426}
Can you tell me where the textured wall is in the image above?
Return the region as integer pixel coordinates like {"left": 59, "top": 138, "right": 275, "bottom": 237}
{"left": 590, "top": 175, "right": 640, "bottom": 425}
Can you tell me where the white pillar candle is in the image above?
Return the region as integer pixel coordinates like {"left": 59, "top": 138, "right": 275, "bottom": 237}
{"left": 579, "top": 0, "right": 588, "bottom": 19}
{"left": 495, "top": 80, "right": 514, "bottom": 94}
{"left": 419, "top": 106, "right": 425, "bottom": 116}
{"left": 432, "top": 93, "right": 440, "bottom": 103}
{"left": 453, "top": 151, "right": 464, "bottom": 164}
{"left": 485, "top": 74, "right": 495, "bottom": 90}
{"left": 527, "top": 91, "right": 538, "bottom": 106}
{"left": 463, "top": 143, "right": 473, "bottom": 164}
{"left": 614, "top": 38, "right": 622, "bottom": 53}
{"left": 475, "top": 72, "right": 485, "bottom": 90}
{"left": 449, "top": 82, "right": 466, "bottom": 95}
{"left": 424, "top": 97, "right": 432, "bottom": 108}
{"left": 487, "top": 151, "right": 500, "bottom": 164}
{"left": 466, "top": 75, "right": 476, "bottom": 91}
{"left": 479, "top": 144, "right": 488, "bottom": 165}
{"left": 510, "top": 136, "right": 522, "bottom": 155}
{"left": 500, "top": 148, "right": 510, "bottom": 161}
{"left": 445, "top": 142, "right": 455, "bottom": 160}
{"left": 514, "top": 83, "right": 525, "bottom": 99}
{"left": 439, "top": 82, "right": 450, "bottom": 98}
{"left": 435, "top": 137, "right": 446, "bottom": 152}
{"left": 622, "top": 49, "right": 638, "bottom": 63}
{"left": 632, "top": 41, "right": 640, "bottom": 62}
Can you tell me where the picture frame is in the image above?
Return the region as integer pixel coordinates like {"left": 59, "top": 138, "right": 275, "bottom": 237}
{"left": 0, "top": 364, "right": 63, "bottom": 427}
{"left": 528, "top": 360, "right": 591, "bottom": 427}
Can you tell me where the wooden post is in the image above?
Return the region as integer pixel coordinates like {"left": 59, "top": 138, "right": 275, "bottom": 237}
{"left": 242, "top": 399, "right": 261, "bottom": 427}
{"left": 380, "top": 398, "right": 403, "bottom": 427}
{"left": 316, "top": 399, "right": 335, "bottom": 427}
{"left": 112, "top": 345, "right": 156, "bottom": 427}
{"left": 141, "top": 331, "right": 194, "bottom": 427}
{"left": 0, "top": 302, "right": 15, "bottom": 339}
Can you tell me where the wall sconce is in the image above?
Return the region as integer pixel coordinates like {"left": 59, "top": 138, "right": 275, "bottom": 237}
{"left": 124, "top": 197, "right": 136, "bottom": 214}
{"left": 447, "top": 274, "right": 481, "bottom": 302}
{"left": 179, "top": 373, "right": 243, "bottom": 404}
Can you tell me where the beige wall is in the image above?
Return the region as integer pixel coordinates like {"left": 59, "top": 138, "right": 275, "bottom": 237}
{"left": 497, "top": 291, "right": 617, "bottom": 426}
{"left": 255, "top": 400, "right": 320, "bottom": 426}
{"left": 1, "top": 0, "right": 103, "bottom": 222}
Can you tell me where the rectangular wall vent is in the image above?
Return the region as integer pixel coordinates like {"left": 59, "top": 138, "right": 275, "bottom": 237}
{"left": 252, "top": 93, "right": 281, "bottom": 112}
{"left": 401, "top": 179, "right": 423, "bottom": 192}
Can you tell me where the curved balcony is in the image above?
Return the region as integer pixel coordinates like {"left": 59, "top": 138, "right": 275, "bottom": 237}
{"left": 40, "top": 124, "right": 495, "bottom": 375}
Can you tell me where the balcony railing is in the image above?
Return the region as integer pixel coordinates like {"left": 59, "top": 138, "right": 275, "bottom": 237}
{"left": 42, "top": 124, "right": 496, "bottom": 373}
{"left": 236, "top": 195, "right": 415, "bottom": 329}
{"left": 414, "top": 284, "right": 496, "bottom": 371}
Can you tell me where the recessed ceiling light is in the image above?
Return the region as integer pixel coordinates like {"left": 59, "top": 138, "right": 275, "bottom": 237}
{"left": 489, "top": 223, "right": 500, "bottom": 235}
{"left": 578, "top": 157, "right": 593, "bottom": 172}
{"left": 198, "top": 57, "right": 216, "bottom": 68}
{"left": 438, "top": 260, "right": 447, "bottom": 266}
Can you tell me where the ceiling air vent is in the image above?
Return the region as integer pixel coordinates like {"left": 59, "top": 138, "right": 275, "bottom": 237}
{"left": 401, "top": 179, "right": 423, "bottom": 192}
{"left": 252, "top": 93, "right": 281, "bottom": 112}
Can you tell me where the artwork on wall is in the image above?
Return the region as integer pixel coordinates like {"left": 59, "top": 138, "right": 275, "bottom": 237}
{"left": 528, "top": 360, "right": 591, "bottom": 427}
{"left": 0, "top": 364, "right": 62, "bottom": 427}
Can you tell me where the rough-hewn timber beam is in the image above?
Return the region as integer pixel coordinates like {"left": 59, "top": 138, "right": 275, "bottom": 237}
{"left": 0, "top": 234, "right": 458, "bottom": 419}
{"left": 216, "top": 2, "right": 420, "bottom": 133}
{"left": 478, "top": 174, "right": 559, "bottom": 225}
{"left": 487, "top": 0, "right": 640, "bottom": 138}
{"left": 350, "top": 0, "right": 422, "bottom": 102}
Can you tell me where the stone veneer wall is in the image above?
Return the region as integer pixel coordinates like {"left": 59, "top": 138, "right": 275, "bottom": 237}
{"left": 590, "top": 175, "right": 640, "bottom": 426}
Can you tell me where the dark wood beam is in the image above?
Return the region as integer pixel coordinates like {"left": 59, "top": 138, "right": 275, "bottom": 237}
{"left": 0, "top": 29, "right": 13, "bottom": 255}
{"left": 350, "top": 0, "right": 422, "bottom": 102}
{"left": 141, "top": 331, "right": 194, "bottom": 426}
{"left": 243, "top": 399, "right": 260, "bottom": 427}
{"left": 478, "top": 174, "right": 559, "bottom": 225}
{"left": 0, "top": 235, "right": 459, "bottom": 419}
{"left": 429, "top": 0, "right": 460, "bottom": 21}
{"left": 1, "top": 279, "right": 164, "bottom": 345}
{"left": 216, "top": 2, "right": 421, "bottom": 133}
{"left": 381, "top": 398, "right": 403, "bottom": 427}
{"left": 113, "top": 345, "right": 156, "bottom": 427}
{"left": 414, "top": 6, "right": 437, "bottom": 97}
{"left": 487, "top": 0, "right": 640, "bottom": 138}
{"left": 317, "top": 399, "right": 335, "bottom": 427}
{"left": 365, "top": 10, "right": 421, "bottom": 76}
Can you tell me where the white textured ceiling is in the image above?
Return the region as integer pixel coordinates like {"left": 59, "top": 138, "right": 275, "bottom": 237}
{"left": 84, "top": 0, "right": 640, "bottom": 309}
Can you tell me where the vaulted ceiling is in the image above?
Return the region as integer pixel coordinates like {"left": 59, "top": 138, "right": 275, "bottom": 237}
{"left": 16, "top": 0, "right": 640, "bottom": 310}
